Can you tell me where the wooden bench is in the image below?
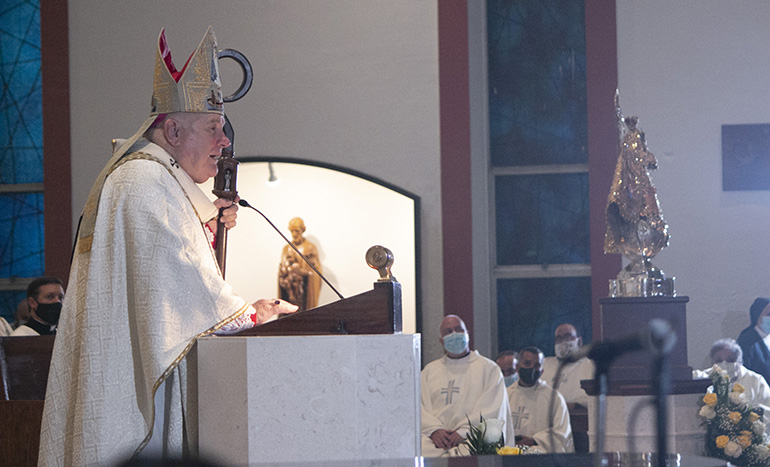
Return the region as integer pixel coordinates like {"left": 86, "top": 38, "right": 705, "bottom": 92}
{"left": 0, "top": 335, "right": 55, "bottom": 466}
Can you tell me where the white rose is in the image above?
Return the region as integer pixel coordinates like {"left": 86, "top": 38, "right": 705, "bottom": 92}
{"left": 753, "top": 420, "right": 765, "bottom": 436}
{"left": 699, "top": 405, "right": 716, "bottom": 420}
{"left": 728, "top": 392, "right": 745, "bottom": 405}
{"left": 755, "top": 444, "right": 770, "bottom": 460}
{"left": 724, "top": 441, "right": 743, "bottom": 458}
{"left": 709, "top": 364, "right": 726, "bottom": 376}
{"left": 481, "top": 418, "right": 505, "bottom": 444}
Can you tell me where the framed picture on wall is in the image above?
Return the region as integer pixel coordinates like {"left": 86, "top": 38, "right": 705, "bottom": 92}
{"left": 722, "top": 123, "right": 770, "bottom": 191}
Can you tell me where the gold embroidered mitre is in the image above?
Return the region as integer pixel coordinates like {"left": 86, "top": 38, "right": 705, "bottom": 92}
{"left": 151, "top": 26, "right": 224, "bottom": 115}
{"left": 77, "top": 26, "right": 225, "bottom": 254}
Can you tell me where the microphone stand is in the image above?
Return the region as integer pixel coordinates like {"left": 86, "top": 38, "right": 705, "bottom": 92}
{"left": 592, "top": 358, "right": 612, "bottom": 467}
{"left": 653, "top": 353, "right": 670, "bottom": 467}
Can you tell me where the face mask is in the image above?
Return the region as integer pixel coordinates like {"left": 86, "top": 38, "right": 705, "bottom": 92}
{"left": 504, "top": 373, "right": 519, "bottom": 387}
{"left": 716, "top": 361, "right": 740, "bottom": 381}
{"left": 443, "top": 332, "right": 469, "bottom": 355}
{"left": 760, "top": 317, "right": 770, "bottom": 334}
{"left": 555, "top": 340, "right": 580, "bottom": 359}
{"left": 35, "top": 301, "right": 62, "bottom": 325}
{"left": 517, "top": 367, "right": 541, "bottom": 386}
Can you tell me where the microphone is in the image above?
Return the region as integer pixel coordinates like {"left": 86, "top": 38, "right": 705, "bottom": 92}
{"left": 562, "top": 318, "right": 676, "bottom": 364}
{"left": 238, "top": 199, "right": 344, "bottom": 300}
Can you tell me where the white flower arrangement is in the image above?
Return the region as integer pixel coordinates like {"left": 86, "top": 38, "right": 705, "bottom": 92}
{"left": 698, "top": 365, "right": 770, "bottom": 466}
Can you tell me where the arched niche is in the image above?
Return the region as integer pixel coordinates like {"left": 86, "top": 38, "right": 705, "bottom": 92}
{"left": 209, "top": 158, "right": 420, "bottom": 334}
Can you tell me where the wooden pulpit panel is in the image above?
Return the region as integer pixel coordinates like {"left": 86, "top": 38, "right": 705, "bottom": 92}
{"left": 234, "top": 281, "right": 402, "bottom": 336}
{"left": 0, "top": 335, "right": 55, "bottom": 401}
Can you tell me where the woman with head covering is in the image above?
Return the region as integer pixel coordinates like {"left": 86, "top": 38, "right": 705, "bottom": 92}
{"left": 736, "top": 298, "right": 770, "bottom": 385}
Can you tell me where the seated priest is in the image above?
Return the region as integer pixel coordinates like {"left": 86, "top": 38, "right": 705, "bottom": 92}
{"left": 694, "top": 338, "right": 770, "bottom": 425}
{"left": 496, "top": 350, "right": 519, "bottom": 387}
{"left": 421, "top": 315, "right": 514, "bottom": 456}
{"left": 9, "top": 276, "right": 64, "bottom": 336}
{"left": 38, "top": 27, "right": 297, "bottom": 466}
{"left": 508, "top": 346, "right": 574, "bottom": 453}
{"left": 542, "top": 323, "right": 594, "bottom": 410}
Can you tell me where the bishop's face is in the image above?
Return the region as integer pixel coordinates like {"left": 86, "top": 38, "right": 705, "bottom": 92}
{"left": 174, "top": 113, "right": 230, "bottom": 183}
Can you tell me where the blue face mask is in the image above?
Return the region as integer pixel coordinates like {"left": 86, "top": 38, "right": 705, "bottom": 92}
{"left": 760, "top": 317, "right": 770, "bottom": 334}
{"left": 443, "top": 332, "right": 469, "bottom": 355}
{"left": 504, "top": 373, "right": 519, "bottom": 387}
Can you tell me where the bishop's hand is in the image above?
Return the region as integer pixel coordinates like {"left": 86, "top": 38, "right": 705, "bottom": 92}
{"left": 252, "top": 298, "right": 298, "bottom": 324}
{"left": 207, "top": 196, "right": 240, "bottom": 235}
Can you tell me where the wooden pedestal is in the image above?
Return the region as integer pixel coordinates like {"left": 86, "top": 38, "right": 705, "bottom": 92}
{"left": 599, "top": 296, "right": 692, "bottom": 383}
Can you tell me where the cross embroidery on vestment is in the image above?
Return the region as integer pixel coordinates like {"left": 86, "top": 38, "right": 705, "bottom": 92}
{"left": 440, "top": 380, "right": 460, "bottom": 404}
{"left": 511, "top": 405, "right": 529, "bottom": 430}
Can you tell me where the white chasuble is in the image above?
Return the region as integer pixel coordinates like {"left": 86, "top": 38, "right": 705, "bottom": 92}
{"left": 420, "top": 350, "right": 515, "bottom": 457}
{"left": 39, "top": 141, "right": 254, "bottom": 466}
{"left": 542, "top": 355, "right": 594, "bottom": 408}
{"left": 507, "top": 380, "right": 574, "bottom": 453}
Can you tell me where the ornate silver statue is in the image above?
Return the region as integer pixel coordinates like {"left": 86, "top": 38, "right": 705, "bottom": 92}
{"left": 605, "top": 91, "right": 674, "bottom": 297}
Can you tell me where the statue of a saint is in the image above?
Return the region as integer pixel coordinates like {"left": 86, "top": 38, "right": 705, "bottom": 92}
{"left": 605, "top": 92, "right": 672, "bottom": 296}
{"left": 278, "top": 217, "right": 323, "bottom": 311}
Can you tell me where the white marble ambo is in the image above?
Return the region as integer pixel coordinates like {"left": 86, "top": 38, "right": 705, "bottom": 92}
{"left": 197, "top": 334, "right": 421, "bottom": 464}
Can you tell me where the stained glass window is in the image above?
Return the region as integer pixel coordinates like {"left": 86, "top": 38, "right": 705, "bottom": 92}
{"left": 497, "top": 277, "right": 592, "bottom": 354}
{"left": 495, "top": 173, "right": 589, "bottom": 265}
{"left": 0, "top": 0, "right": 43, "bottom": 323}
{"left": 488, "top": 0, "right": 587, "bottom": 167}
{"left": 488, "top": 0, "right": 590, "bottom": 356}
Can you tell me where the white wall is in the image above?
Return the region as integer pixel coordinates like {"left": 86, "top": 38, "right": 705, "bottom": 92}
{"left": 68, "top": 1, "right": 442, "bottom": 356}
{"left": 617, "top": 0, "right": 770, "bottom": 368}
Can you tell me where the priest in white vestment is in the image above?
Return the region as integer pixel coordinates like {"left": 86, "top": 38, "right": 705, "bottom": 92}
{"left": 38, "top": 27, "right": 296, "bottom": 466}
{"left": 421, "top": 315, "right": 514, "bottom": 457}
{"left": 694, "top": 338, "right": 770, "bottom": 432}
{"left": 542, "top": 323, "right": 594, "bottom": 409}
{"left": 508, "top": 346, "right": 574, "bottom": 453}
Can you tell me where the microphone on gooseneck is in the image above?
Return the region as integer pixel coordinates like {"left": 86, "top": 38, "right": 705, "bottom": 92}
{"left": 238, "top": 199, "right": 344, "bottom": 301}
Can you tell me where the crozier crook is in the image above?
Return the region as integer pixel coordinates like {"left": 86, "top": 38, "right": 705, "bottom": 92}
{"left": 212, "top": 49, "right": 253, "bottom": 277}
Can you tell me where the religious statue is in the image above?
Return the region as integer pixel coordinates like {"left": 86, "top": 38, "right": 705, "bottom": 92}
{"left": 605, "top": 92, "right": 674, "bottom": 297}
{"left": 278, "top": 217, "right": 323, "bottom": 311}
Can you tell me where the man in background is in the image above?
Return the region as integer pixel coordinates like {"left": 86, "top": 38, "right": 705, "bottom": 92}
{"left": 695, "top": 338, "right": 770, "bottom": 415}
{"left": 508, "top": 346, "right": 574, "bottom": 453}
{"left": 542, "top": 323, "right": 594, "bottom": 410}
{"left": 10, "top": 276, "right": 64, "bottom": 336}
{"left": 421, "top": 315, "right": 514, "bottom": 456}
{"left": 496, "top": 350, "right": 519, "bottom": 387}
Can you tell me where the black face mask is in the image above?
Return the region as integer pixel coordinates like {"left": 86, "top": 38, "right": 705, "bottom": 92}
{"left": 517, "top": 367, "right": 541, "bottom": 386}
{"left": 35, "top": 301, "right": 62, "bottom": 325}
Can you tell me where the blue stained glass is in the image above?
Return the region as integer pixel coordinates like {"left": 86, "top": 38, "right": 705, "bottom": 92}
{"left": 488, "top": 0, "right": 587, "bottom": 167}
{"left": 497, "top": 277, "right": 592, "bottom": 357}
{"left": 0, "top": 0, "right": 43, "bottom": 324}
{"left": 4, "top": 149, "right": 42, "bottom": 183}
{"left": 0, "top": 193, "right": 45, "bottom": 278}
{"left": 1, "top": 0, "right": 43, "bottom": 184}
{"left": 495, "top": 173, "right": 589, "bottom": 265}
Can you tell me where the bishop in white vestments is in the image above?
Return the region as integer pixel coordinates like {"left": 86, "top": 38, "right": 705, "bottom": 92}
{"left": 38, "top": 27, "right": 296, "bottom": 466}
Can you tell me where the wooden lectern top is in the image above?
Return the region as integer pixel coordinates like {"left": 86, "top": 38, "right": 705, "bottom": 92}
{"left": 233, "top": 281, "right": 402, "bottom": 337}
